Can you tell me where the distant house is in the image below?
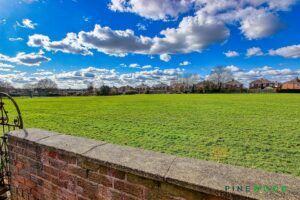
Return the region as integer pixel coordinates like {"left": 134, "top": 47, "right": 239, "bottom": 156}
{"left": 249, "top": 78, "right": 279, "bottom": 89}
{"left": 281, "top": 77, "right": 300, "bottom": 90}
{"left": 135, "top": 84, "right": 150, "bottom": 94}
{"left": 194, "top": 81, "right": 216, "bottom": 93}
{"left": 222, "top": 79, "right": 243, "bottom": 92}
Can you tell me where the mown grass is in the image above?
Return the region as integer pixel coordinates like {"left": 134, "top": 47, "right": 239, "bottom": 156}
{"left": 10, "top": 94, "right": 300, "bottom": 176}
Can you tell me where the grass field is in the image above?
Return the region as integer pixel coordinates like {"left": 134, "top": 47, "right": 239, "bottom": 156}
{"left": 10, "top": 94, "right": 300, "bottom": 176}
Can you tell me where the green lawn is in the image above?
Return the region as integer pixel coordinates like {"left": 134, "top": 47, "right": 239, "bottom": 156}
{"left": 11, "top": 94, "right": 300, "bottom": 176}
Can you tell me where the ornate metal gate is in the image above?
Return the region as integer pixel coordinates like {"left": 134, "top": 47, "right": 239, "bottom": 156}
{"left": 0, "top": 92, "right": 23, "bottom": 199}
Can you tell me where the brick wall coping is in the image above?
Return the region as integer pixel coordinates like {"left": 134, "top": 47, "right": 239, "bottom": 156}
{"left": 7, "top": 128, "right": 300, "bottom": 200}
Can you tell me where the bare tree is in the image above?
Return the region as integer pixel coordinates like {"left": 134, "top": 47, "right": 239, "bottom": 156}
{"left": 86, "top": 82, "right": 95, "bottom": 95}
{"left": 176, "top": 73, "right": 201, "bottom": 93}
{"left": 36, "top": 79, "right": 58, "bottom": 96}
{"left": 0, "top": 80, "right": 14, "bottom": 93}
{"left": 23, "top": 83, "right": 36, "bottom": 90}
{"left": 37, "top": 78, "right": 58, "bottom": 90}
{"left": 208, "top": 66, "right": 233, "bottom": 92}
{"left": 0, "top": 80, "right": 14, "bottom": 92}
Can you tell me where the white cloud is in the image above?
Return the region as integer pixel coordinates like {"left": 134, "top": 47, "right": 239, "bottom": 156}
{"left": 269, "top": 44, "right": 300, "bottom": 58}
{"left": 151, "top": 14, "right": 229, "bottom": 54}
{"left": 9, "top": 37, "right": 24, "bottom": 42}
{"left": 109, "top": 0, "right": 192, "bottom": 20}
{"left": 0, "top": 63, "right": 15, "bottom": 72}
{"left": 141, "top": 65, "right": 152, "bottom": 69}
{"left": 225, "top": 65, "right": 240, "bottom": 72}
{"left": 30, "top": 67, "right": 183, "bottom": 88}
{"left": 0, "top": 51, "right": 50, "bottom": 66}
{"left": 25, "top": 1, "right": 297, "bottom": 59}
{"left": 160, "top": 53, "right": 171, "bottom": 62}
{"left": 125, "top": 63, "right": 153, "bottom": 69}
{"left": 28, "top": 33, "right": 92, "bottom": 56}
{"left": 246, "top": 47, "right": 264, "bottom": 57}
{"left": 3, "top": 64, "right": 300, "bottom": 89}
{"left": 224, "top": 50, "right": 239, "bottom": 57}
{"left": 78, "top": 25, "right": 153, "bottom": 56}
{"left": 109, "top": 0, "right": 296, "bottom": 39}
{"left": 239, "top": 10, "right": 282, "bottom": 40}
{"left": 33, "top": 71, "right": 54, "bottom": 76}
{"left": 16, "top": 19, "right": 37, "bottom": 29}
{"left": 136, "top": 23, "right": 146, "bottom": 30}
{"left": 0, "top": 63, "right": 15, "bottom": 69}
{"left": 129, "top": 63, "right": 140, "bottom": 68}
{"left": 227, "top": 65, "right": 300, "bottom": 85}
{"left": 28, "top": 20, "right": 229, "bottom": 57}
{"left": 179, "top": 61, "right": 191, "bottom": 66}
{"left": 0, "top": 18, "right": 6, "bottom": 25}
{"left": 83, "top": 16, "right": 90, "bottom": 22}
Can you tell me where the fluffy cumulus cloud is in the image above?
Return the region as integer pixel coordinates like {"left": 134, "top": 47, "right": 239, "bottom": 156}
{"left": 78, "top": 25, "right": 153, "bottom": 56}
{"left": 151, "top": 13, "right": 229, "bottom": 54}
{"left": 109, "top": 0, "right": 192, "bottom": 20}
{"left": 0, "top": 51, "right": 50, "bottom": 66}
{"left": 0, "top": 63, "right": 15, "bottom": 72}
{"left": 239, "top": 9, "right": 282, "bottom": 39}
{"left": 160, "top": 53, "right": 171, "bottom": 62}
{"left": 224, "top": 50, "right": 239, "bottom": 57}
{"left": 2, "top": 66, "right": 184, "bottom": 88}
{"left": 246, "top": 47, "right": 264, "bottom": 57}
{"left": 23, "top": 1, "right": 297, "bottom": 60}
{"left": 5, "top": 65, "right": 299, "bottom": 88}
{"left": 109, "top": 0, "right": 296, "bottom": 40}
{"left": 28, "top": 33, "right": 92, "bottom": 56}
{"left": 0, "top": 71, "right": 31, "bottom": 88}
{"left": 226, "top": 65, "right": 300, "bottom": 85}
{"left": 16, "top": 19, "right": 37, "bottom": 29}
{"left": 269, "top": 44, "right": 300, "bottom": 58}
{"left": 28, "top": 19, "right": 229, "bottom": 57}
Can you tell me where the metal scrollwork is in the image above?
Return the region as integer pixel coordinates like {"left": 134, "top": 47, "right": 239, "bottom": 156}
{"left": 0, "top": 92, "right": 23, "bottom": 198}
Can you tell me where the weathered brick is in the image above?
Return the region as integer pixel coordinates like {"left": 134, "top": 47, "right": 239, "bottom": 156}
{"left": 88, "top": 171, "right": 113, "bottom": 187}
{"left": 77, "top": 177, "right": 99, "bottom": 199}
{"left": 126, "top": 173, "right": 159, "bottom": 189}
{"left": 109, "top": 189, "right": 139, "bottom": 200}
{"left": 78, "top": 159, "right": 100, "bottom": 171}
{"left": 57, "top": 152, "right": 77, "bottom": 164}
{"left": 57, "top": 171, "right": 76, "bottom": 191}
{"left": 67, "top": 164, "right": 88, "bottom": 178}
{"left": 109, "top": 168, "right": 126, "bottom": 180}
{"left": 160, "top": 182, "right": 205, "bottom": 200}
{"left": 205, "top": 194, "right": 227, "bottom": 200}
{"left": 98, "top": 185, "right": 110, "bottom": 198}
{"left": 30, "top": 174, "right": 43, "bottom": 186}
{"left": 47, "top": 157, "right": 67, "bottom": 170}
{"left": 43, "top": 164, "right": 59, "bottom": 177}
{"left": 113, "top": 179, "right": 144, "bottom": 198}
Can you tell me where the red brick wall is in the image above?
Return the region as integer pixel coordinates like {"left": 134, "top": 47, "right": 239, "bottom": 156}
{"left": 8, "top": 136, "right": 226, "bottom": 200}
{"left": 281, "top": 83, "right": 300, "bottom": 89}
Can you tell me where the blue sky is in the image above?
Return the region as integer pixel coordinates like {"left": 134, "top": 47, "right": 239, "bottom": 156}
{"left": 0, "top": 0, "right": 300, "bottom": 88}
